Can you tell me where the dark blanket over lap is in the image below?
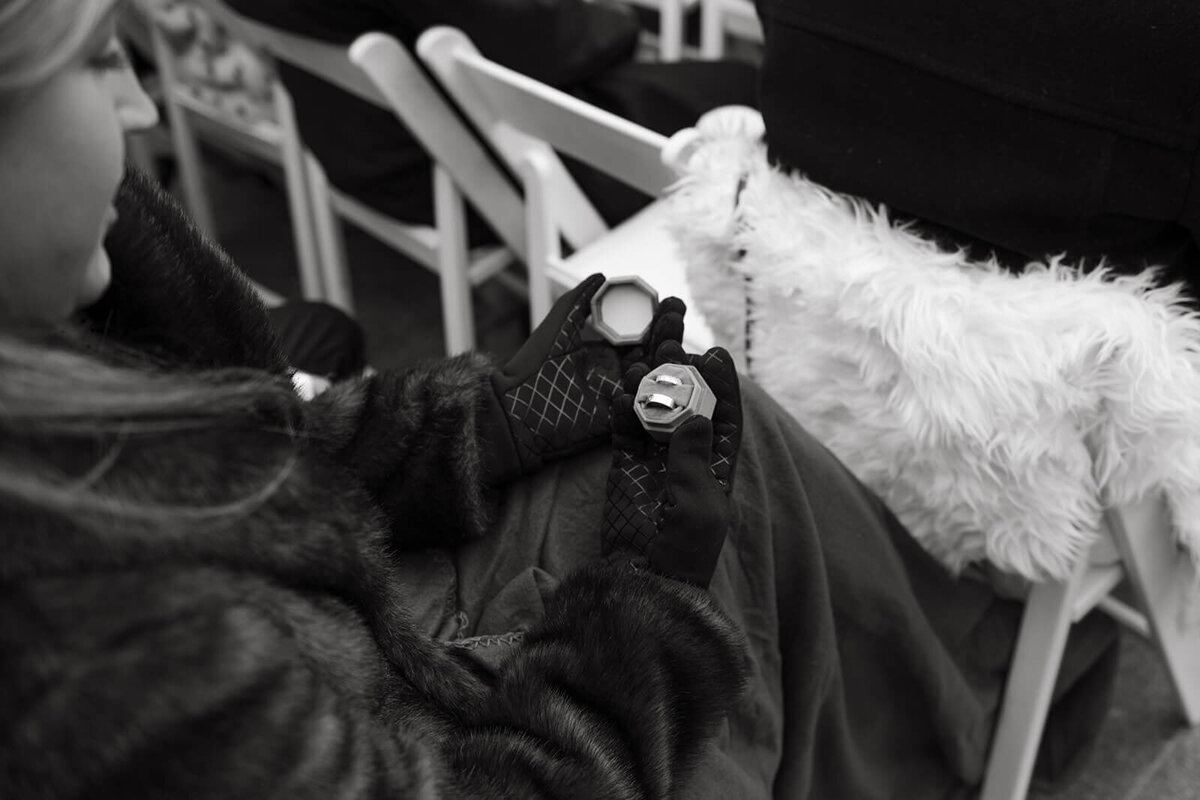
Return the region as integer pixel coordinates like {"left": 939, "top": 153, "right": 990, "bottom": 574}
{"left": 400, "top": 381, "right": 1117, "bottom": 799}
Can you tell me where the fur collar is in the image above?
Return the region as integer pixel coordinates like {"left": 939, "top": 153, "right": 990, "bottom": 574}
{"left": 666, "top": 108, "right": 1200, "bottom": 582}
{"left": 81, "top": 167, "right": 289, "bottom": 373}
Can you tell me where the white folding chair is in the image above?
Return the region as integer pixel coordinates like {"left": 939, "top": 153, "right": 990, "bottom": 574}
{"left": 194, "top": 1, "right": 522, "bottom": 355}
{"left": 122, "top": 4, "right": 323, "bottom": 303}
{"left": 981, "top": 492, "right": 1200, "bottom": 799}
{"left": 415, "top": 26, "right": 713, "bottom": 353}
{"left": 699, "top": 0, "right": 762, "bottom": 59}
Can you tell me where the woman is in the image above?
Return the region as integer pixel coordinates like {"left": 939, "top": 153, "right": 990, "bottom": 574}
{"left": 0, "top": 2, "right": 748, "bottom": 796}
{"left": 0, "top": 2, "right": 1115, "bottom": 799}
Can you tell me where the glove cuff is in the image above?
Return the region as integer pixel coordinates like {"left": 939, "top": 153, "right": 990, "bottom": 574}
{"left": 479, "top": 379, "right": 525, "bottom": 486}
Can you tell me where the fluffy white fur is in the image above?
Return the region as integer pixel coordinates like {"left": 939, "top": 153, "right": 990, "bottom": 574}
{"left": 665, "top": 108, "right": 1200, "bottom": 581}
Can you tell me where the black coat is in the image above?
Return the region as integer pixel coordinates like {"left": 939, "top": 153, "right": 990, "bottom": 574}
{"left": 756, "top": 0, "right": 1200, "bottom": 292}
{"left": 0, "top": 171, "right": 747, "bottom": 798}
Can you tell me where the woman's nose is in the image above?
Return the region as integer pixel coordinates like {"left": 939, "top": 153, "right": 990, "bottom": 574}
{"left": 114, "top": 68, "right": 159, "bottom": 132}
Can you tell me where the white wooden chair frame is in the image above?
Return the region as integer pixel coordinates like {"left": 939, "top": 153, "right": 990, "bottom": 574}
{"left": 129, "top": 9, "right": 322, "bottom": 304}
{"left": 981, "top": 492, "right": 1200, "bottom": 799}
{"left": 415, "top": 26, "right": 713, "bottom": 353}
{"left": 699, "top": 0, "right": 762, "bottom": 59}
{"left": 194, "top": 0, "right": 522, "bottom": 354}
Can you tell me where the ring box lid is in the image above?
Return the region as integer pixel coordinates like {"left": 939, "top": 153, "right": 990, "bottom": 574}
{"left": 634, "top": 363, "right": 716, "bottom": 441}
{"left": 590, "top": 276, "right": 660, "bottom": 345}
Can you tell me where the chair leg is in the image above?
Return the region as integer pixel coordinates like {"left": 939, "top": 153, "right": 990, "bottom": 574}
{"left": 433, "top": 165, "right": 475, "bottom": 355}
{"left": 980, "top": 554, "right": 1090, "bottom": 800}
{"left": 1106, "top": 497, "right": 1200, "bottom": 725}
{"left": 659, "top": 0, "right": 684, "bottom": 61}
{"left": 519, "top": 152, "right": 561, "bottom": 332}
{"left": 165, "top": 104, "right": 219, "bottom": 236}
{"left": 700, "top": 0, "right": 726, "bottom": 58}
{"left": 303, "top": 153, "right": 355, "bottom": 311}
{"left": 150, "top": 28, "right": 218, "bottom": 237}
{"left": 274, "top": 85, "right": 326, "bottom": 307}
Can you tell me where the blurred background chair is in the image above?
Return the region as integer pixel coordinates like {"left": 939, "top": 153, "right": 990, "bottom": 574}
{"left": 192, "top": 0, "right": 522, "bottom": 354}
{"left": 415, "top": 26, "right": 714, "bottom": 352}
{"left": 120, "top": 0, "right": 318, "bottom": 305}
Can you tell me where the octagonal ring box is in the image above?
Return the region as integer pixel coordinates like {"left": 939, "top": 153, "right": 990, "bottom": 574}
{"left": 634, "top": 363, "right": 717, "bottom": 442}
{"left": 590, "top": 276, "right": 660, "bottom": 345}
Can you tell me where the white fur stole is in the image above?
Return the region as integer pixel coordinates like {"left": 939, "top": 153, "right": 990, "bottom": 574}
{"left": 664, "top": 108, "right": 1200, "bottom": 582}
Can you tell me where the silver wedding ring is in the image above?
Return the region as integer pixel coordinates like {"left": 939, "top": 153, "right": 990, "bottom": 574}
{"left": 640, "top": 392, "right": 679, "bottom": 410}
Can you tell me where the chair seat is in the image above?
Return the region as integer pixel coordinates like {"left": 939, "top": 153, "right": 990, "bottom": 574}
{"left": 552, "top": 199, "right": 715, "bottom": 353}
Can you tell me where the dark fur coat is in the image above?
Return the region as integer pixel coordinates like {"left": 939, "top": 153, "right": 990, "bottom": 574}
{"left": 0, "top": 171, "right": 747, "bottom": 798}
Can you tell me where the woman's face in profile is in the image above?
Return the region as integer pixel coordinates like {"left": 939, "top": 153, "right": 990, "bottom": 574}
{"left": 0, "top": 4, "right": 157, "bottom": 324}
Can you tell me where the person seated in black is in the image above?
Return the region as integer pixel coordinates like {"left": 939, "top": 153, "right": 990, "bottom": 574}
{"left": 228, "top": 0, "right": 760, "bottom": 232}
{"left": 753, "top": 0, "right": 1200, "bottom": 298}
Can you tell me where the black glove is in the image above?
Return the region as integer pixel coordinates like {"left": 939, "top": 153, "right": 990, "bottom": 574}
{"left": 602, "top": 341, "right": 742, "bottom": 588}
{"left": 481, "top": 274, "right": 687, "bottom": 485}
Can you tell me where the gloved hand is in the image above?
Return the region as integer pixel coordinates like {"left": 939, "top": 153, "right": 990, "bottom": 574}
{"left": 481, "top": 273, "right": 686, "bottom": 485}
{"left": 602, "top": 341, "right": 742, "bottom": 588}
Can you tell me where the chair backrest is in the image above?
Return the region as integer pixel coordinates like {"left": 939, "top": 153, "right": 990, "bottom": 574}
{"left": 416, "top": 26, "right": 716, "bottom": 340}
{"left": 417, "top": 26, "right": 678, "bottom": 251}
{"left": 190, "top": 0, "right": 529, "bottom": 261}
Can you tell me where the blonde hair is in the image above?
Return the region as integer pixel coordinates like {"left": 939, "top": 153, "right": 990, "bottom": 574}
{"left": 0, "top": 0, "right": 115, "bottom": 94}
{"left": 0, "top": 328, "right": 303, "bottom": 530}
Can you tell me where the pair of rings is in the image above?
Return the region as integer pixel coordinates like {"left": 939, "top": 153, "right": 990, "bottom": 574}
{"left": 639, "top": 372, "right": 684, "bottom": 410}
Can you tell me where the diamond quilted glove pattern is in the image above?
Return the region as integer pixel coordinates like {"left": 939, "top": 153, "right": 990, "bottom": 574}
{"left": 481, "top": 275, "right": 689, "bottom": 486}
{"left": 502, "top": 335, "right": 621, "bottom": 469}
{"left": 602, "top": 343, "right": 742, "bottom": 588}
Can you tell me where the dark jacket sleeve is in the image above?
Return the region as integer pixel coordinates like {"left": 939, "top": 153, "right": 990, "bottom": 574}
{"left": 82, "top": 167, "right": 290, "bottom": 373}
{"left": 437, "top": 564, "right": 749, "bottom": 799}
{"left": 304, "top": 353, "right": 502, "bottom": 547}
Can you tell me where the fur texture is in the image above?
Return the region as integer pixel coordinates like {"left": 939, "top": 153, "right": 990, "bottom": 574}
{"left": 83, "top": 168, "right": 496, "bottom": 545}
{"left": 309, "top": 352, "right": 499, "bottom": 546}
{"left": 1, "top": 419, "right": 746, "bottom": 798}
{"left": 86, "top": 167, "right": 288, "bottom": 373}
{"left": 1, "top": 169, "right": 748, "bottom": 797}
{"left": 665, "top": 109, "right": 1200, "bottom": 581}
